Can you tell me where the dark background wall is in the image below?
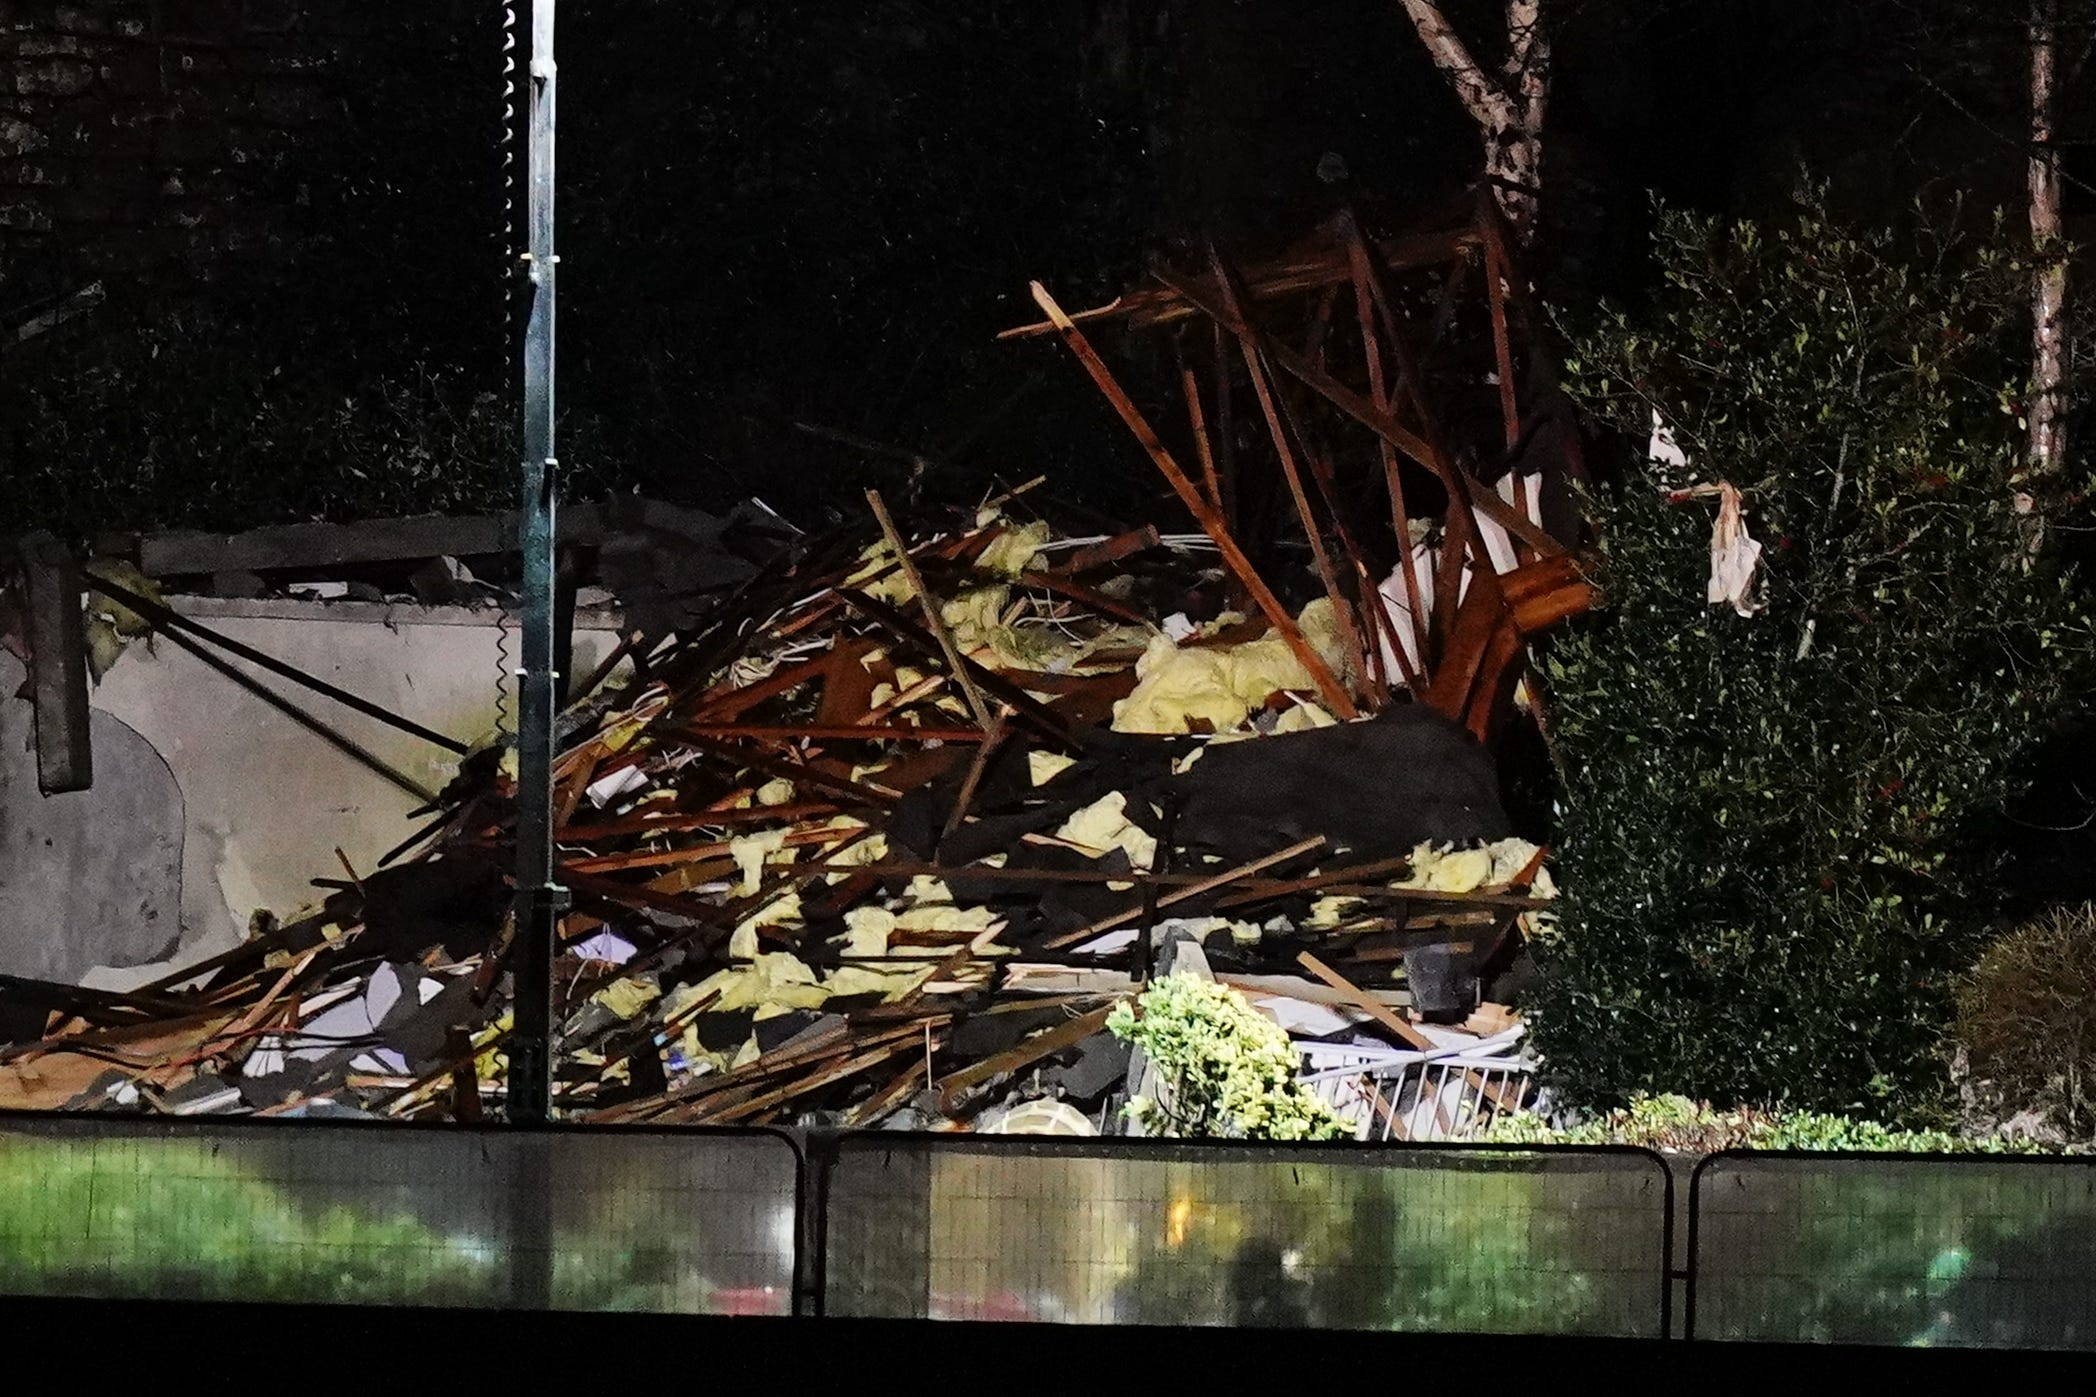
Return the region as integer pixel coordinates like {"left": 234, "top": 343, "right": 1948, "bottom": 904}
{"left": 1, "top": 0, "right": 345, "bottom": 286}
{"left": 2, "top": 2, "right": 490, "bottom": 332}
{"left": 1, "top": 0, "right": 2085, "bottom": 536}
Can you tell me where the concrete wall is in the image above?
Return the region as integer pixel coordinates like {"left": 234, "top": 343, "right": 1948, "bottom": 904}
{"left": 0, "top": 596, "right": 623, "bottom": 990}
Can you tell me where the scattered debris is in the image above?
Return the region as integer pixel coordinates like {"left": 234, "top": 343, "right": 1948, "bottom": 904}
{"left": 1, "top": 502, "right": 1559, "bottom": 1134}
{"left": 1, "top": 206, "right": 1590, "bottom": 1137}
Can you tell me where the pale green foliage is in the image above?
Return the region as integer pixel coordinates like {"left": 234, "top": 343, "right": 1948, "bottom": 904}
{"left": 1482, "top": 1093, "right": 2061, "bottom": 1153}
{"left": 1108, "top": 976, "right": 1350, "bottom": 1140}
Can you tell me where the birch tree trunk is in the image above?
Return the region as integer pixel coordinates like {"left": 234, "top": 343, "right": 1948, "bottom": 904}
{"left": 2027, "top": 0, "right": 2069, "bottom": 551}
{"left": 1398, "top": 0, "right": 1550, "bottom": 239}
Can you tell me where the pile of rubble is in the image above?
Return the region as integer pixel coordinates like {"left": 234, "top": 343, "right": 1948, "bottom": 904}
{"left": 0, "top": 197, "right": 1591, "bottom": 1137}
{"left": 0, "top": 501, "right": 1553, "bottom": 1134}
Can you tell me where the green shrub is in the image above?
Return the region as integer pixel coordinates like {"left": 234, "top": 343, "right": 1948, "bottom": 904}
{"left": 1482, "top": 1093, "right": 2057, "bottom": 1153}
{"left": 1954, "top": 904, "right": 2096, "bottom": 1140}
{"left": 1530, "top": 189, "right": 2096, "bottom": 1119}
{"left": 2, "top": 296, "right": 619, "bottom": 538}
{"left": 1108, "top": 976, "right": 1350, "bottom": 1140}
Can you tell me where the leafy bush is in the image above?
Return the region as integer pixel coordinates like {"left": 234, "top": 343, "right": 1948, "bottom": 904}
{"left": 2, "top": 295, "right": 620, "bottom": 538}
{"left": 1532, "top": 189, "right": 2096, "bottom": 1119}
{"left": 1954, "top": 904, "right": 2096, "bottom": 1141}
{"left": 1108, "top": 975, "right": 1349, "bottom": 1140}
{"left": 1482, "top": 1093, "right": 2058, "bottom": 1153}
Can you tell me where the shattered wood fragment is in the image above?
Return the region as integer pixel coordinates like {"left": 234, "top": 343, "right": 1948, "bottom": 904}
{"left": 833, "top": 590, "right": 1073, "bottom": 744}
{"left": 1057, "top": 525, "right": 1165, "bottom": 574}
{"left": 934, "top": 1004, "right": 1116, "bottom": 1115}
{"left": 564, "top": 802, "right": 844, "bottom": 841}
{"left": 1043, "top": 835, "right": 1326, "bottom": 949}
{"left": 1013, "top": 568, "right": 1152, "bottom": 626}
{"left": 814, "top": 637, "right": 885, "bottom": 726}
{"left": 867, "top": 488, "right": 998, "bottom": 733}
{"left": 1499, "top": 552, "right": 1595, "bottom": 635}
{"left": 1294, "top": 952, "right": 1434, "bottom": 1050}
{"left": 684, "top": 723, "right": 991, "bottom": 744}
{"left": 1030, "top": 281, "right": 1357, "bottom": 720}
{"left": 677, "top": 732, "right": 900, "bottom": 810}
{"left": 996, "top": 224, "right": 1482, "bottom": 339}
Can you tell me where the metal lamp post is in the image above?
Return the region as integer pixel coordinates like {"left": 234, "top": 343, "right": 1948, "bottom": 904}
{"left": 508, "top": 0, "right": 565, "bottom": 1126}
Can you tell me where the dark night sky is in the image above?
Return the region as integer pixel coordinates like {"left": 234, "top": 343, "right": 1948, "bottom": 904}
{"left": 540, "top": 0, "right": 2076, "bottom": 519}
{"left": 2, "top": 0, "right": 2082, "bottom": 529}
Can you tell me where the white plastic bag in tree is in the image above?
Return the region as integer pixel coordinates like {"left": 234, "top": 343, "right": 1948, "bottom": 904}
{"left": 1707, "top": 481, "right": 1765, "bottom": 617}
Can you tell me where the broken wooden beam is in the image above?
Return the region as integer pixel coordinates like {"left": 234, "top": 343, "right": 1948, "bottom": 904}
{"left": 1029, "top": 281, "right": 1358, "bottom": 721}
{"left": 15, "top": 532, "right": 92, "bottom": 794}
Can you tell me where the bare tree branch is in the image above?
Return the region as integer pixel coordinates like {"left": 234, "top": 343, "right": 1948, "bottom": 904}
{"left": 2029, "top": 0, "right": 2070, "bottom": 512}
{"left": 1399, "top": 0, "right": 1515, "bottom": 131}
{"left": 1400, "top": 0, "right": 1551, "bottom": 238}
{"left": 1509, "top": 0, "right": 1551, "bottom": 137}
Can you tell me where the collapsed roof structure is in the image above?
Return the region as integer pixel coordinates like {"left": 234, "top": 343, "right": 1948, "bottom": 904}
{"left": 0, "top": 192, "right": 1591, "bottom": 1138}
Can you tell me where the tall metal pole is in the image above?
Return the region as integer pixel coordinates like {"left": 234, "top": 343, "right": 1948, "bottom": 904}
{"left": 508, "top": 0, "right": 565, "bottom": 1126}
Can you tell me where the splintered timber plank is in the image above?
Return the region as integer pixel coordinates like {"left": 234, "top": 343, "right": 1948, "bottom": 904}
{"left": 1423, "top": 587, "right": 1499, "bottom": 719}
{"left": 833, "top": 589, "right": 1073, "bottom": 745}
{"left": 1211, "top": 855, "right": 1414, "bottom": 909}
{"left": 1179, "top": 356, "right": 1225, "bottom": 511}
{"left": 825, "top": 859, "right": 1397, "bottom": 893}
{"left": 1041, "top": 835, "right": 1327, "bottom": 949}
{"left": 1499, "top": 552, "right": 1595, "bottom": 634}
{"left": 1483, "top": 237, "right": 1523, "bottom": 453}
{"left": 687, "top": 649, "right": 840, "bottom": 723}
{"left": 933, "top": 1004, "right": 1115, "bottom": 1113}
{"left": 867, "top": 488, "right": 997, "bottom": 733}
{"left": 1015, "top": 567, "right": 1152, "bottom": 625}
{"left": 943, "top": 712, "right": 1011, "bottom": 840}
{"left": 815, "top": 636, "right": 885, "bottom": 726}
{"left": 1294, "top": 952, "right": 1433, "bottom": 1050}
{"left": 591, "top": 1019, "right": 930, "bottom": 1123}
{"left": 561, "top": 820, "right": 871, "bottom": 875}
{"left": 1346, "top": 239, "right": 1426, "bottom": 665}
{"left": 562, "top": 801, "right": 843, "bottom": 841}
{"left": 1154, "top": 264, "right": 1560, "bottom": 560}
{"left": 1029, "top": 281, "right": 1356, "bottom": 721}
{"left": 686, "top": 723, "right": 990, "bottom": 744}
{"left": 677, "top": 731, "right": 900, "bottom": 810}
{"left": 996, "top": 225, "right": 1481, "bottom": 339}
{"left": 695, "top": 1039, "right": 921, "bottom": 1124}
{"left": 1215, "top": 255, "right": 1368, "bottom": 717}
{"left": 559, "top": 870, "right": 732, "bottom": 924}
{"left": 1462, "top": 611, "right": 1527, "bottom": 744}
{"left": 1056, "top": 524, "right": 1165, "bottom": 574}
{"left": 846, "top": 1057, "right": 927, "bottom": 1127}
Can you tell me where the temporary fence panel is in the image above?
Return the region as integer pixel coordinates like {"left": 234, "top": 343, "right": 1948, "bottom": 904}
{"left": 0, "top": 1114, "right": 801, "bottom": 1314}
{"left": 821, "top": 1136, "right": 1671, "bottom": 1334}
{"left": 1689, "top": 1152, "right": 2096, "bottom": 1349}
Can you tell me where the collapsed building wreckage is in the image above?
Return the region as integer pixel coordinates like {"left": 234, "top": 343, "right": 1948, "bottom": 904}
{"left": 0, "top": 195, "right": 1594, "bottom": 1136}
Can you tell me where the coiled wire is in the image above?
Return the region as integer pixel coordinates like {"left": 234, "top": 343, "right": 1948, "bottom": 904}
{"left": 495, "top": 0, "right": 521, "bottom": 743}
